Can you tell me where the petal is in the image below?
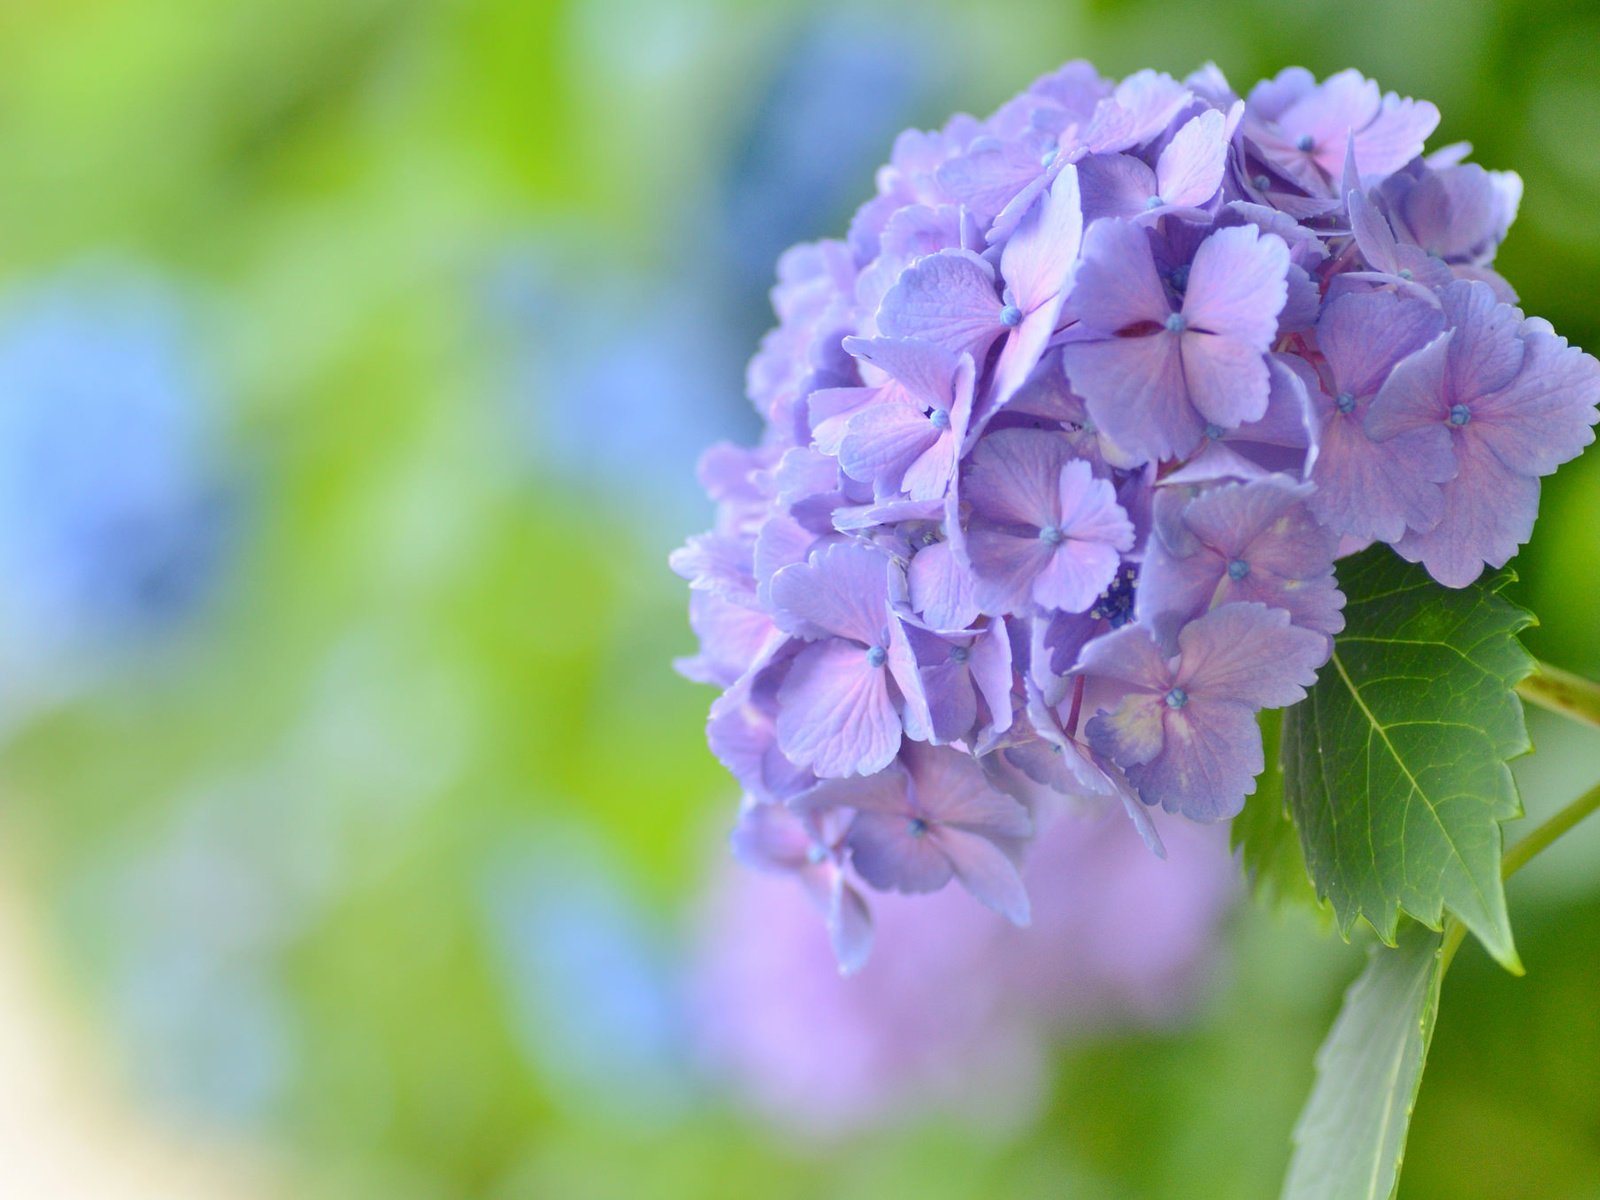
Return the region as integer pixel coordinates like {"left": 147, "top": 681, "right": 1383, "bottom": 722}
{"left": 961, "top": 428, "right": 1076, "bottom": 527}
{"left": 776, "top": 640, "right": 902, "bottom": 777}
{"left": 838, "top": 401, "right": 939, "bottom": 492}
{"left": 1065, "top": 333, "right": 1202, "bottom": 463}
{"left": 1000, "top": 162, "right": 1084, "bottom": 314}
{"left": 1032, "top": 539, "right": 1122, "bottom": 613}
{"left": 1180, "top": 332, "right": 1271, "bottom": 428}
{"left": 769, "top": 542, "right": 890, "bottom": 645}
{"left": 907, "top": 539, "right": 980, "bottom": 630}
{"left": 937, "top": 828, "right": 1032, "bottom": 925}
{"left": 846, "top": 809, "right": 954, "bottom": 893}
{"left": 1155, "top": 108, "right": 1229, "bottom": 207}
{"left": 876, "top": 249, "right": 1004, "bottom": 357}
{"left": 1182, "top": 224, "right": 1288, "bottom": 346}
{"left": 919, "top": 658, "right": 979, "bottom": 743}
{"left": 1394, "top": 433, "right": 1541, "bottom": 588}
{"left": 1440, "top": 279, "right": 1525, "bottom": 403}
{"left": 827, "top": 878, "right": 874, "bottom": 976}
{"left": 1364, "top": 330, "right": 1453, "bottom": 439}
{"left": 1349, "top": 93, "right": 1440, "bottom": 179}
{"left": 1066, "top": 217, "right": 1171, "bottom": 332}
{"left": 1086, "top": 690, "right": 1168, "bottom": 768}
{"left": 1124, "top": 696, "right": 1263, "bottom": 820}
{"left": 1175, "top": 601, "right": 1325, "bottom": 708}
{"left": 966, "top": 527, "right": 1057, "bottom": 615}
{"left": 1077, "top": 153, "right": 1158, "bottom": 222}
{"left": 1309, "top": 399, "right": 1456, "bottom": 541}
{"left": 1073, "top": 621, "right": 1171, "bottom": 692}
{"left": 1317, "top": 290, "right": 1446, "bottom": 400}
{"left": 970, "top": 620, "right": 1016, "bottom": 739}
{"left": 1470, "top": 326, "right": 1600, "bottom": 478}
{"left": 1057, "top": 458, "right": 1137, "bottom": 548}
{"left": 903, "top": 741, "right": 1032, "bottom": 838}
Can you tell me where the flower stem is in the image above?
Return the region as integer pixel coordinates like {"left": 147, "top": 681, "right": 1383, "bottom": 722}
{"left": 1517, "top": 660, "right": 1600, "bottom": 731}
{"left": 1441, "top": 778, "right": 1600, "bottom": 972}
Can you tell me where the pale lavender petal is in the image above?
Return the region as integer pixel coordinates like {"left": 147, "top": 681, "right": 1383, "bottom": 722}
{"left": 1175, "top": 601, "right": 1324, "bottom": 708}
{"left": 966, "top": 527, "right": 1056, "bottom": 615}
{"left": 1350, "top": 93, "right": 1441, "bottom": 179}
{"left": 1077, "top": 153, "right": 1158, "bottom": 222}
{"left": 1085, "top": 690, "right": 1168, "bottom": 768}
{"left": 827, "top": 878, "right": 873, "bottom": 976}
{"left": 877, "top": 249, "right": 1004, "bottom": 356}
{"left": 769, "top": 542, "right": 890, "bottom": 645}
{"left": 1440, "top": 279, "right": 1525, "bottom": 402}
{"left": 1364, "top": 330, "right": 1453, "bottom": 440}
{"left": 1032, "top": 538, "right": 1122, "bottom": 613}
{"left": 1074, "top": 621, "right": 1171, "bottom": 692}
{"left": 1181, "top": 224, "right": 1289, "bottom": 346}
{"left": 999, "top": 163, "right": 1083, "bottom": 314}
{"left": 1155, "top": 108, "right": 1229, "bottom": 207}
{"left": 1057, "top": 458, "right": 1137, "bottom": 548}
{"left": 908, "top": 539, "right": 980, "bottom": 630}
{"left": 969, "top": 621, "right": 1016, "bottom": 739}
{"left": 904, "top": 742, "right": 1032, "bottom": 837}
{"left": 845, "top": 335, "right": 964, "bottom": 411}
{"left": 792, "top": 768, "right": 909, "bottom": 816}
{"left": 777, "top": 640, "right": 902, "bottom": 777}
{"left": 961, "top": 429, "right": 1075, "bottom": 527}
{"left": 1309, "top": 388, "right": 1454, "bottom": 541}
{"left": 838, "top": 401, "right": 939, "bottom": 492}
{"left": 1180, "top": 332, "right": 1271, "bottom": 428}
{"left": 919, "top": 658, "right": 978, "bottom": 743}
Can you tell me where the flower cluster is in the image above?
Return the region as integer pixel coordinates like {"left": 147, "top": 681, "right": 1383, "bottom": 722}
{"left": 673, "top": 62, "right": 1600, "bottom": 968}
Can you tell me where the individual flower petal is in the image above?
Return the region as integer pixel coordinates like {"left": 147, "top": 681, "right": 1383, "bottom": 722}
{"left": 877, "top": 249, "right": 1004, "bottom": 357}
{"left": 776, "top": 639, "right": 902, "bottom": 777}
{"left": 769, "top": 541, "right": 890, "bottom": 645}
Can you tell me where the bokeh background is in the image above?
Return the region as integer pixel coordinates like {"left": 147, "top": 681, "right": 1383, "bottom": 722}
{"left": 1, "top": 1, "right": 1598, "bottom": 1197}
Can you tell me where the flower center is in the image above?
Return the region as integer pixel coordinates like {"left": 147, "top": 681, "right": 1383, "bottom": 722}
{"left": 906, "top": 816, "right": 929, "bottom": 838}
{"left": 1038, "top": 524, "right": 1064, "bottom": 545}
{"left": 1164, "top": 311, "right": 1187, "bottom": 334}
{"left": 949, "top": 644, "right": 970, "bottom": 664}
{"left": 1253, "top": 173, "right": 1272, "bottom": 191}
{"left": 1203, "top": 422, "right": 1225, "bottom": 441}
{"left": 929, "top": 407, "right": 950, "bottom": 429}
{"left": 866, "top": 645, "right": 887, "bottom": 668}
{"left": 1227, "top": 558, "right": 1250, "bottom": 581}
{"left": 1295, "top": 133, "right": 1315, "bottom": 152}
{"left": 1145, "top": 193, "right": 1165, "bottom": 210}
{"left": 1040, "top": 147, "right": 1059, "bottom": 169}
{"left": 1336, "top": 392, "right": 1356, "bottom": 415}
{"left": 999, "top": 304, "right": 1023, "bottom": 327}
{"left": 1165, "top": 686, "right": 1189, "bottom": 709}
{"left": 1449, "top": 404, "right": 1472, "bottom": 427}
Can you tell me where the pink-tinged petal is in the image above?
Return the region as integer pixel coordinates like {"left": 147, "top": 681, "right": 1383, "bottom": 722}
{"left": 1118, "top": 787, "right": 1168, "bottom": 858}
{"left": 838, "top": 401, "right": 939, "bottom": 492}
{"left": 1067, "top": 218, "right": 1170, "bottom": 332}
{"left": 1440, "top": 279, "right": 1525, "bottom": 402}
{"left": 1175, "top": 601, "right": 1324, "bottom": 708}
{"left": 887, "top": 615, "right": 934, "bottom": 746}
{"left": 729, "top": 801, "right": 812, "bottom": 873}
{"left": 769, "top": 542, "right": 890, "bottom": 645}
{"left": 1317, "top": 290, "right": 1446, "bottom": 400}
{"left": 1124, "top": 696, "right": 1263, "bottom": 821}
{"left": 1135, "top": 534, "right": 1225, "bottom": 636}
{"left": 1155, "top": 108, "right": 1229, "bottom": 207}
{"left": 1349, "top": 94, "right": 1440, "bottom": 179}
{"left": 1058, "top": 459, "right": 1136, "bottom": 547}
{"left": 777, "top": 640, "right": 903, "bottom": 778}
{"left": 935, "top": 136, "right": 1046, "bottom": 220}
{"left": 1000, "top": 163, "right": 1084, "bottom": 313}
{"left": 847, "top": 809, "right": 954, "bottom": 893}
{"left": 1065, "top": 332, "right": 1202, "bottom": 462}
{"left": 1180, "top": 332, "right": 1272, "bottom": 428}
{"left": 1281, "top": 70, "right": 1379, "bottom": 149}
{"left": 844, "top": 335, "right": 964, "bottom": 411}
{"left": 1181, "top": 224, "right": 1289, "bottom": 346}
{"left": 903, "top": 742, "right": 1032, "bottom": 837}
{"left": 908, "top": 539, "right": 980, "bottom": 630}
{"left": 1082, "top": 70, "right": 1191, "bottom": 152}
{"left": 1077, "top": 153, "right": 1158, "bottom": 222}
{"left": 1348, "top": 188, "right": 1401, "bottom": 271}
{"left": 1309, "top": 395, "right": 1455, "bottom": 541}
{"left": 809, "top": 385, "right": 879, "bottom": 455}
{"left": 1470, "top": 326, "right": 1600, "bottom": 478}
{"left": 1074, "top": 621, "right": 1172, "bottom": 691}
{"left": 1032, "top": 538, "right": 1122, "bottom": 613}
{"left": 966, "top": 527, "right": 1056, "bottom": 615}
{"left": 1364, "top": 330, "right": 1453, "bottom": 439}
{"left": 961, "top": 428, "right": 1076, "bottom": 527}
{"left": 1394, "top": 435, "right": 1541, "bottom": 588}
{"left": 752, "top": 515, "right": 817, "bottom": 609}
{"left": 877, "top": 249, "right": 1004, "bottom": 357}
{"left": 937, "top": 828, "right": 1031, "bottom": 925}
{"left": 1086, "top": 690, "right": 1168, "bottom": 768}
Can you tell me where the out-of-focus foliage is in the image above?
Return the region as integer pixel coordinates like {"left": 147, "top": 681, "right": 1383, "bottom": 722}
{"left": 0, "top": 2, "right": 1595, "bottom": 1198}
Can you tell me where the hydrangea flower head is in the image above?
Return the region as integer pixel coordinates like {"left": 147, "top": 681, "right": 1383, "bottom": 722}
{"left": 674, "top": 61, "right": 1600, "bottom": 968}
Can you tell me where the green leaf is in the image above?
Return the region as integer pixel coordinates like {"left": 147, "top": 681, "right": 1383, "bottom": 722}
{"left": 1282, "top": 545, "right": 1534, "bottom": 970}
{"left": 1281, "top": 925, "right": 1445, "bottom": 1200}
{"left": 1231, "top": 708, "right": 1323, "bottom": 910}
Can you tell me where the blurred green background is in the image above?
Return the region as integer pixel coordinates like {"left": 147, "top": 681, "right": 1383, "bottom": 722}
{"left": 0, "top": 1, "right": 1596, "bottom": 1197}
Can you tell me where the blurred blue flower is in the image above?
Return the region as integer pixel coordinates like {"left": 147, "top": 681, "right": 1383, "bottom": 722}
{"left": 478, "top": 827, "right": 695, "bottom": 1123}
{"left": 0, "top": 263, "right": 236, "bottom": 719}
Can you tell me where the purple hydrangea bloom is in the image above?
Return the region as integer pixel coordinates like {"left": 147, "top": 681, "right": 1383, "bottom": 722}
{"left": 674, "top": 60, "right": 1600, "bottom": 968}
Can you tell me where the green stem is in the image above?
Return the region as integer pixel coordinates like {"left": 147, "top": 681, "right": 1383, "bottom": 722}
{"left": 1517, "top": 660, "right": 1600, "bottom": 731}
{"left": 1440, "top": 778, "right": 1600, "bottom": 973}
